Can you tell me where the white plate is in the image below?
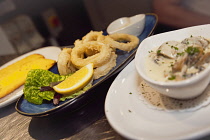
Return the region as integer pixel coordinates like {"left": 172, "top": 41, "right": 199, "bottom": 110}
{"left": 0, "top": 46, "right": 61, "bottom": 108}
{"left": 105, "top": 60, "right": 210, "bottom": 140}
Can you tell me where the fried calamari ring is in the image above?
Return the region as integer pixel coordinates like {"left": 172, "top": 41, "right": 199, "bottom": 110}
{"left": 82, "top": 31, "right": 105, "bottom": 42}
{"left": 76, "top": 31, "right": 107, "bottom": 56}
{"left": 74, "top": 39, "right": 83, "bottom": 46}
{"left": 82, "top": 31, "right": 117, "bottom": 54}
{"left": 85, "top": 48, "right": 100, "bottom": 57}
{"left": 93, "top": 52, "right": 117, "bottom": 79}
{"left": 105, "top": 33, "right": 139, "bottom": 52}
{"left": 74, "top": 39, "right": 98, "bottom": 56}
{"left": 57, "top": 48, "right": 77, "bottom": 75}
{"left": 71, "top": 41, "right": 112, "bottom": 69}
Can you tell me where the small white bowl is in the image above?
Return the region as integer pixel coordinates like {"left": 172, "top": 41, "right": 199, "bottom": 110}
{"left": 135, "top": 24, "right": 210, "bottom": 99}
{"left": 107, "top": 14, "right": 145, "bottom": 36}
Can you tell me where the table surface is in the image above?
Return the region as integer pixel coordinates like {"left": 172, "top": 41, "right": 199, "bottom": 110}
{"left": 1, "top": 53, "right": 210, "bottom": 140}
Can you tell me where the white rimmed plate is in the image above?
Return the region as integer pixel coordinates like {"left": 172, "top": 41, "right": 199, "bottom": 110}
{"left": 105, "top": 60, "right": 210, "bottom": 140}
{"left": 0, "top": 46, "right": 61, "bottom": 108}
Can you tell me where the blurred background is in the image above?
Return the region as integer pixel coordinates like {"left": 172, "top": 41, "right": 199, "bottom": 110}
{"left": 1, "top": 0, "right": 210, "bottom": 58}
{"left": 0, "top": 0, "right": 153, "bottom": 57}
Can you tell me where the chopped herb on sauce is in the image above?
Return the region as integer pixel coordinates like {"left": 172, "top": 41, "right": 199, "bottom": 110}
{"left": 171, "top": 45, "right": 179, "bottom": 50}
{"left": 177, "top": 52, "right": 185, "bottom": 56}
{"left": 174, "top": 47, "right": 178, "bottom": 50}
{"left": 185, "top": 47, "right": 200, "bottom": 55}
{"left": 157, "top": 50, "right": 161, "bottom": 54}
{"left": 168, "top": 75, "right": 176, "bottom": 80}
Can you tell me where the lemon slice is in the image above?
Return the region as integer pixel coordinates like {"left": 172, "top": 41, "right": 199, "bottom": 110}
{"left": 53, "top": 63, "right": 94, "bottom": 94}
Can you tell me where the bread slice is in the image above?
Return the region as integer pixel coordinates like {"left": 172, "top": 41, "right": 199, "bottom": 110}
{"left": 0, "top": 54, "right": 56, "bottom": 98}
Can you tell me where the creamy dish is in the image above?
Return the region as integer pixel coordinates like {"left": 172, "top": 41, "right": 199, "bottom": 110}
{"left": 146, "top": 36, "right": 210, "bottom": 82}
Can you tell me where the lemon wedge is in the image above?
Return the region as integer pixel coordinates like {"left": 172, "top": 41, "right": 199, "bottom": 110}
{"left": 53, "top": 63, "right": 94, "bottom": 94}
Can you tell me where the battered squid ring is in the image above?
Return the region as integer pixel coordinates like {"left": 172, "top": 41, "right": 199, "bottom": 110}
{"left": 105, "top": 33, "right": 139, "bottom": 52}
{"left": 82, "top": 31, "right": 105, "bottom": 42}
{"left": 74, "top": 39, "right": 98, "bottom": 57}
{"left": 81, "top": 31, "right": 106, "bottom": 56}
{"left": 71, "top": 41, "right": 112, "bottom": 69}
{"left": 93, "top": 52, "right": 117, "bottom": 79}
{"left": 57, "top": 48, "right": 77, "bottom": 75}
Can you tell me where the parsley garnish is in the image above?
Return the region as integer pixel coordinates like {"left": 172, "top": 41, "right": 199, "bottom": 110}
{"left": 171, "top": 45, "right": 178, "bottom": 50}
{"left": 168, "top": 75, "right": 176, "bottom": 80}
{"left": 157, "top": 50, "right": 161, "bottom": 54}
{"left": 185, "top": 47, "right": 200, "bottom": 55}
{"left": 177, "top": 52, "right": 185, "bottom": 56}
{"left": 174, "top": 47, "right": 178, "bottom": 50}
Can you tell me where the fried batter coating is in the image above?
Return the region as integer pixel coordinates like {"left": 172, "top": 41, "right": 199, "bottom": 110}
{"left": 57, "top": 48, "right": 77, "bottom": 75}
{"left": 71, "top": 41, "right": 112, "bottom": 69}
{"left": 105, "top": 33, "right": 139, "bottom": 52}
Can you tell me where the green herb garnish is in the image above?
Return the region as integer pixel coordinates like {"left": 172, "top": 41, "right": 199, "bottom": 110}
{"left": 157, "top": 50, "right": 161, "bottom": 54}
{"left": 168, "top": 75, "right": 176, "bottom": 80}
{"left": 148, "top": 50, "right": 153, "bottom": 53}
{"left": 177, "top": 52, "right": 185, "bottom": 56}
{"left": 174, "top": 47, "right": 178, "bottom": 50}
{"left": 185, "top": 47, "right": 200, "bottom": 55}
{"left": 171, "top": 46, "right": 178, "bottom": 50}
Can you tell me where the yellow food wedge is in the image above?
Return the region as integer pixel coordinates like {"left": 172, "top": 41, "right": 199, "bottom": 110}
{"left": 0, "top": 54, "right": 56, "bottom": 98}
{"left": 53, "top": 63, "right": 94, "bottom": 94}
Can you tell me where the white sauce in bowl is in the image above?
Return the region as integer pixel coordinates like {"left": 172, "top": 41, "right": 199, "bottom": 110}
{"left": 146, "top": 36, "right": 210, "bottom": 82}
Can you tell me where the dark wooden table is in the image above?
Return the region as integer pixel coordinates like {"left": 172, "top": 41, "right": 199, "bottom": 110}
{"left": 1, "top": 52, "right": 210, "bottom": 140}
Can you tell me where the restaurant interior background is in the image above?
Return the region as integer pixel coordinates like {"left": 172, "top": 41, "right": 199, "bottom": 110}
{"left": 0, "top": 0, "right": 153, "bottom": 59}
